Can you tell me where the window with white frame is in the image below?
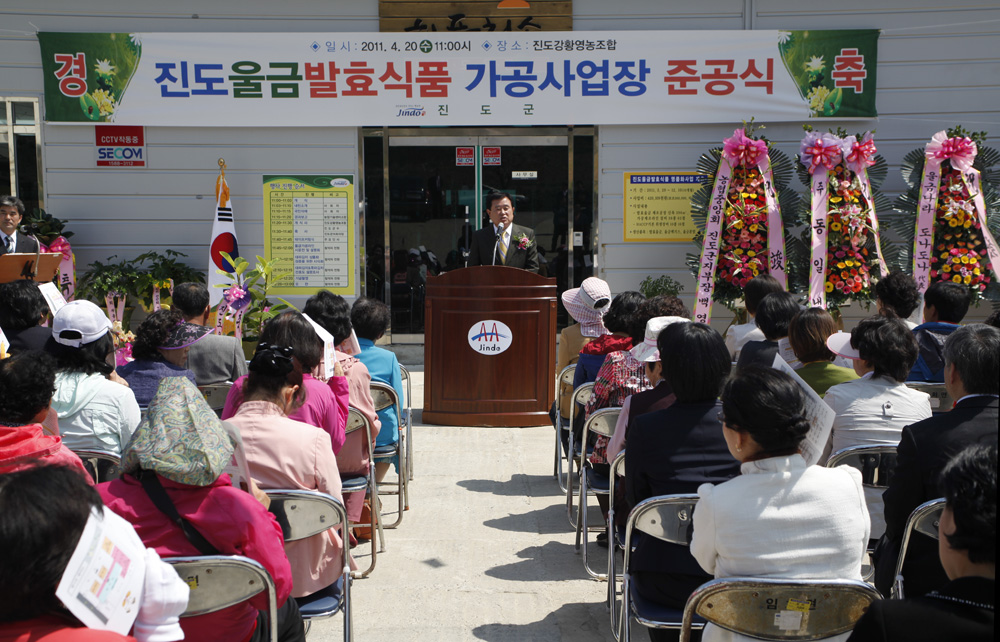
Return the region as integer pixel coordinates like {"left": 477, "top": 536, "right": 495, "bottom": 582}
{"left": 1, "top": 98, "right": 44, "bottom": 216}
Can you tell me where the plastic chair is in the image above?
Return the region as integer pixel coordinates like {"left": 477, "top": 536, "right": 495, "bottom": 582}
{"left": 199, "top": 382, "right": 234, "bottom": 416}
{"left": 827, "top": 444, "right": 898, "bottom": 581}
{"left": 607, "top": 450, "right": 627, "bottom": 639}
{"left": 680, "top": 577, "right": 882, "bottom": 642}
{"left": 266, "top": 489, "right": 352, "bottom": 642}
{"left": 71, "top": 449, "right": 122, "bottom": 483}
{"left": 166, "top": 554, "right": 278, "bottom": 642}
{"left": 553, "top": 364, "right": 577, "bottom": 493}
{"left": 343, "top": 406, "right": 384, "bottom": 578}
{"left": 399, "top": 364, "right": 414, "bottom": 481}
{"left": 576, "top": 406, "right": 622, "bottom": 580}
{"left": 369, "top": 380, "right": 408, "bottom": 526}
{"left": 564, "top": 382, "right": 595, "bottom": 528}
{"left": 891, "top": 497, "right": 945, "bottom": 599}
{"left": 621, "top": 494, "right": 701, "bottom": 642}
{"left": 905, "top": 382, "right": 953, "bottom": 414}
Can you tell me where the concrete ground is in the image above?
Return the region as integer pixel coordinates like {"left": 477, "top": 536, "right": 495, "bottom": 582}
{"left": 308, "top": 367, "right": 616, "bottom": 642}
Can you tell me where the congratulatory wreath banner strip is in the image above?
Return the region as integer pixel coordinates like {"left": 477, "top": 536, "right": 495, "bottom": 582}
{"left": 38, "top": 30, "right": 877, "bottom": 127}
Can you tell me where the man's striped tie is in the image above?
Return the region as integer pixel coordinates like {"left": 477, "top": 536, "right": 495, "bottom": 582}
{"left": 498, "top": 230, "right": 508, "bottom": 264}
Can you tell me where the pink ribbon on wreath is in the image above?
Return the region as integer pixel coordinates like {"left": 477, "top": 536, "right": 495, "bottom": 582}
{"left": 802, "top": 138, "right": 833, "bottom": 308}
{"left": 799, "top": 131, "right": 843, "bottom": 174}
{"left": 843, "top": 133, "right": 878, "bottom": 175}
{"left": 215, "top": 286, "right": 250, "bottom": 340}
{"left": 693, "top": 158, "right": 731, "bottom": 324}
{"left": 104, "top": 291, "right": 126, "bottom": 325}
{"left": 967, "top": 171, "right": 1000, "bottom": 288}
{"left": 925, "top": 130, "right": 977, "bottom": 173}
{"left": 722, "top": 128, "right": 768, "bottom": 167}
{"left": 41, "top": 236, "right": 77, "bottom": 301}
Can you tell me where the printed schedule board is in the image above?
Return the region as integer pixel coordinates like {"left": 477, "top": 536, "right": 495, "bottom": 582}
{"left": 623, "top": 172, "right": 702, "bottom": 243}
{"left": 263, "top": 175, "right": 356, "bottom": 295}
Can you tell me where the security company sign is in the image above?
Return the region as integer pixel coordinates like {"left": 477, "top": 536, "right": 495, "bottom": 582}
{"left": 467, "top": 320, "right": 513, "bottom": 355}
{"left": 95, "top": 125, "right": 145, "bottom": 167}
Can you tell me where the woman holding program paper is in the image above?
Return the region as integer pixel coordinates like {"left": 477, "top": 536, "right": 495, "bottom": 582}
{"left": 691, "top": 366, "right": 870, "bottom": 642}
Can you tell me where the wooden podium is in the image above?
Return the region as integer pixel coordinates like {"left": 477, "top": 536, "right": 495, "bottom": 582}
{"left": 423, "top": 266, "right": 557, "bottom": 427}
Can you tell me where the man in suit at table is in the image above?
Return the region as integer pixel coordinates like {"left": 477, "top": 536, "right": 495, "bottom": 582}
{"left": 875, "top": 323, "right": 999, "bottom": 598}
{"left": 0, "top": 196, "right": 39, "bottom": 256}
{"left": 466, "top": 191, "right": 539, "bottom": 273}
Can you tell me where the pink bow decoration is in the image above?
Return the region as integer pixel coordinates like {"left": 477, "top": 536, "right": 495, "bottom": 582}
{"left": 41, "top": 236, "right": 74, "bottom": 261}
{"left": 925, "top": 130, "right": 977, "bottom": 173}
{"left": 722, "top": 128, "right": 768, "bottom": 167}
{"left": 800, "top": 131, "right": 843, "bottom": 174}
{"left": 225, "top": 286, "right": 251, "bottom": 312}
{"left": 842, "top": 133, "right": 877, "bottom": 175}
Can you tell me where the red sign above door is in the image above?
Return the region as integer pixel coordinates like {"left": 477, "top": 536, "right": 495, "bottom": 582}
{"left": 456, "top": 147, "right": 475, "bottom": 166}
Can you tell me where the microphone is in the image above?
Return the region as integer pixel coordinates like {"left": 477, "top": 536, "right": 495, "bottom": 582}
{"left": 492, "top": 222, "right": 505, "bottom": 266}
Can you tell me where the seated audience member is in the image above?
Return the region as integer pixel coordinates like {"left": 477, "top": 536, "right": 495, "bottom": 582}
{"left": 692, "top": 366, "right": 870, "bottom": 642}
{"left": 0, "top": 351, "right": 90, "bottom": 479}
{"left": 909, "top": 281, "right": 970, "bottom": 382}
{"left": 225, "top": 343, "right": 353, "bottom": 596}
{"left": 874, "top": 270, "right": 922, "bottom": 329}
{"left": 824, "top": 316, "right": 931, "bottom": 539}
{"left": 0, "top": 465, "right": 190, "bottom": 642}
{"left": 850, "top": 444, "right": 995, "bottom": 642}
{"left": 303, "top": 291, "right": 380, "bottom": 524}
{"left": 984, "top": 307, "right": 1000, "bottom": 329}
{"left": 735, "top": 290, "right": 800, "bottom": 369}
{"left": 351, "top": 296, "right": 405, "bottom": 481}
{"left": 788, "top": 307, "right": 857, "bottom": 397}
{"left": 47, "top": 300, "right": 141, "bottom": 455}
{"left": 625, "top": 322, "right": 741, "bottom": 640}
{"left": 170, "top": 282, "right": 248, "bottom": 385}
{"left": 555, "top": 277, "right": 611, "bottom": 425}
{"left": 0, "top": 279, "right": 50, "bottom": 354}
{"left": 724, "top": 274, "right": 784, "bottom": 360}
{"left": 100, "top": 378, "right": 304, "bottom": 642}
{"left": 570, "top": 291, "right": 644, "bottom": 442}
{"left": 875, "top": 323, "right": 999, "bottom": 597}
{"left": 117, "top": 309, "right": 213, "bottom": 406}
{"left": 223, "top": 310, "right": 348, "bottom": 454}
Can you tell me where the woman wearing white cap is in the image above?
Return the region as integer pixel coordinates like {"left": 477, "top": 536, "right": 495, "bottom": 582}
{"left": 556, "top": 277, "right": 612, "bottom": 425}
{"left": 46, "top": 300, "right": 141, "bottom": 455}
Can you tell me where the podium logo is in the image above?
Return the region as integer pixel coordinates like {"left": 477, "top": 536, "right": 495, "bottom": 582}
{"left": 467, "top": 320, "right": 513, "bottom": 355}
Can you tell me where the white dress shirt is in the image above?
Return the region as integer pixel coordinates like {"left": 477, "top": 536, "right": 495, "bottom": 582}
{"left": 724, "top": 321, "right": 764, "bottom": 360}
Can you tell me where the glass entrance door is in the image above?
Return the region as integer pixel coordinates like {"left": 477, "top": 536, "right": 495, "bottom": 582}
{"left": 362, "top": 127, "right": 594, "bottom": 341}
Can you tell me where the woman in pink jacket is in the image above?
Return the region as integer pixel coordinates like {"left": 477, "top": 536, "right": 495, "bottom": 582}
{"left": 226, "top": 343, "right": 355, "bottom": 597}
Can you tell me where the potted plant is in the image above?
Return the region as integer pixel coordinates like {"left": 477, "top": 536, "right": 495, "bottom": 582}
{"left": 76, "top": 256, "right": 144, "bottom": 328}
{"left": 134, "top": 250, "right": 206, "bottom": 311}
{"left": 23, "top": 208, "right": 74, "bottom": 247}
{"left": 638, "top": 274, "right": 685, "bottom": 299}
{"left": 215, "top": 252, "right": 293, "bottom": 358}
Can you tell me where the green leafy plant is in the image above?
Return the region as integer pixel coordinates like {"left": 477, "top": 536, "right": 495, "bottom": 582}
{"left": 133, "top": 250, "right": 205, "bottom": 310}
{"left": 77, "top": 256, "right": 143, "bottom": 300}
{"left": 215, "top": 252, "right": 293, "bottom": 340}
{"left": 23, "top": 208, "right": 74, "bottom": 246}
{"left": 639, "top": 274, "right": 684, "bottom": 299}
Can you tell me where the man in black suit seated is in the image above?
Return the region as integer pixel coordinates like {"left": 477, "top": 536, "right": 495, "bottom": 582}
{"left": 850, "top": 443, "right": 995, "bottom": 642}
{"left": 466, "top": 191, "right": 539, "bottom": 273}
{"left": 0, "top": 196, "right": 39, "bottom": 255}
{"left": 875, "top": 323, "right": 999, "bottom": 597}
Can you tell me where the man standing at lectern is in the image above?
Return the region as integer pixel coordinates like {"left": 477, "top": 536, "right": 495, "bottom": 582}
{"left": 1, "top": 196, "right": 39, "bottom": 255}
{"left": 467, "top": 191, "right": 539, "bottom": 273}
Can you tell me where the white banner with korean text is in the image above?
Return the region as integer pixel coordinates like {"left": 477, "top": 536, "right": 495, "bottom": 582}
{"left": 38, "top": 30, "right": 878, "bottom": 126}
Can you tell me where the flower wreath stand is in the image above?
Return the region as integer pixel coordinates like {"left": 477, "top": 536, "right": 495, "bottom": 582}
{"left": 796, "top": 129, "right": 890, "bottom": 311}
{"left": 890, "top": 127, "right": 1000, "bottom": 303}
{"left": 689, "top": 125, "right": 805, "bottom": 324}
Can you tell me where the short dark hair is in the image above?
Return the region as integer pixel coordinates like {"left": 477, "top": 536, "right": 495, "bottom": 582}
{"left": 603, "top": 291, "right": 645, "bottom": 335}
{"left": 754, "top": 291, "right": 800, "bottom": 340}
{"left": 722, "top": 366, "right": 810, "bottom": 455}
{"left": 874, "top": 271, "right": 921, "bottom": 319}
{"left": 485, "top": 191, "right": 514, "bottom": 210}
{"left": 940, "top": 443, "right": 996, "bottom": 565}
{"left": 171, "top": 282, "right": 210, "bottom": 319}
{"left": 259, "top": 310, "right": 322, "bottom": 370}
{"left": 850, "top": 315, "right": 918, "bottom": 382}
{"left": 925, "top": 281, "right": 971, "bottom": 323}
{"left": 628, "top": 295, "right": 691, "bottom": 344}
{"left": 0, "top": 350, "right": 57, "bottom": 424}
{"left": 46, "top": 333, "right": 115, "bottom": 376}
{"left": 351, "top": 297, "right": 390, "bottom": 341}
{"left": 0, "top": 195, "right": 25, "bottom": 216}
{"left": 788, "top": 308, "right": 837, "bottom": 363}
{"left": 943, "top": 323, "right": 1000, "bottom": 395}
{"left": 0, "top": 465, "right": 103, "bottom": 622}
{"left": 303, "top": 290, "right": 352, "bottom": 344}
{"left": 0, "top": 280, "right": 49, "bottom": 331}
{"left": 131, "top": 309, "right": 184, "bottom": 361}
{"left": 984, "top": 308, "right": 1000, "bottom": 329}
{"left": 744, "top": 274, "right": 785, "bottom": 316}
{"left": 658, "top": 322, "right": 730, "bottom": 402}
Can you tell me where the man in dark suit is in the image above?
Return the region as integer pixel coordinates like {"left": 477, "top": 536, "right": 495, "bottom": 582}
{"left": 0, "top": 196, "right": 39, "bottom": 255}
{"left": 875, "top": 323, "right": 999, "bottom": 597}
{"left": 466, "top": 191, "right": 539, "bottom": 272}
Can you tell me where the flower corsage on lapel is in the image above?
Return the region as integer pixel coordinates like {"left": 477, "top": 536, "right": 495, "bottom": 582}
{"left": 514, "top": 233, "right": 534, "bottom": 250}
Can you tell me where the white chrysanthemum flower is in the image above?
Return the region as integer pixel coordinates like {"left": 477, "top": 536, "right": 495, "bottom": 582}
{"left": 94, "top": 59, "right": 116, "bottom": 77}
{"left": 777, "top": 31, "right": 792, "bottom": 45}
{"left": 129, "top": 33, "right": 142, "bottom": 47}
{"left": 803, "top": 56, "right": 825, "bottom": 73}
